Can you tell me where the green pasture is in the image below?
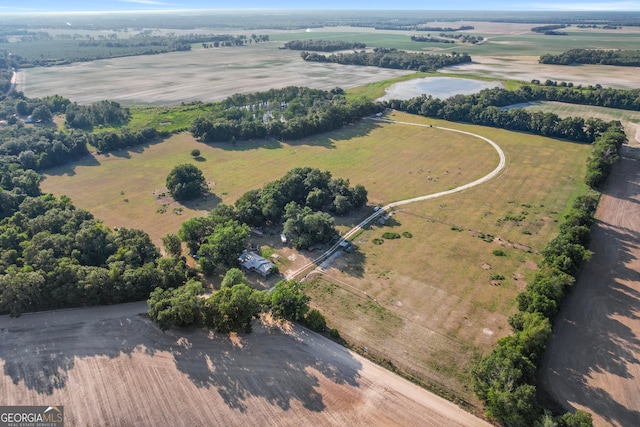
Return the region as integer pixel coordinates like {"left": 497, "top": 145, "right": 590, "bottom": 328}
{"left": 299, "top": 111, "right": 592, "bottom": 404}
{"left": 41, "top": 115, "right": 498, "bottom": 247}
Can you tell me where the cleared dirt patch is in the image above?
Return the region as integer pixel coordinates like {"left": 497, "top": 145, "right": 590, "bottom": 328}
{"left": 539, "top": 156, "right": 640, "bottom": 427}
{"left": 0, "top": 304, "right": 492, "bottom": 427}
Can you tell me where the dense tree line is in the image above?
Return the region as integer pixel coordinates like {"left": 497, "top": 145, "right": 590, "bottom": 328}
{"left": 301, "top": 48, "right": 472, "bottom": 72}
{"left": 148, "top": 268, "right": 325, "bottom": 335}
{"left": 65, "top": 100, "right": 130, "bottom": 129}
{"left": 540, "top": 49, "right": 640, "bottom": 66}
{"left": 410, "top": 35, "right": 455, "bottom": 44}
{"left": 437, "top": 33, "right": 484, "bottom": 44}
{"left": 584, "top": 123, "right": 627, "bottom": 188}
{"left": 411, "top": 34, "right": 483, "bottom": 44}
{"left": 190, "top": 86, "right": 379, "bottom": 142}
{"left": 283, "top": 39, "right": 366, "bottom": 52}
{"left": 472, "top": 123, "right": 626, "bottom": 426}
{"left": 387, "top": 84, "right": 640, "bottom": 142}
{"left": 371, "top": 24, "right": 475, "bottom": 31}
{"left": 89, "top": 127, "right": 162, "bottom": 152}
{"left": 0, "top": 194, "right": 196, "bottom": 317}
{"left": 531, "top": 24, "right": 569, "bottom": 34}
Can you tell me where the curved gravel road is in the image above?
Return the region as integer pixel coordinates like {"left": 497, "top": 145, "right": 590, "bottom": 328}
{"left": 285, "top": 118, "right": 506, "bottom": 281}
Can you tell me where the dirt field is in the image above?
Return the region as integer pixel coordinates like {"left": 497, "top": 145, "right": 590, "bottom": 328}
{"left": 443, "top": 55, "right": 640, "bottom": 90}
{"left": 16, "top": 43, "right": 412, "bottom": 106}
{"left": 539, "top": 155, "right": 640, "bottom": 427}
{"left": 0, "top": 304, "right": 492, "bottom": 427}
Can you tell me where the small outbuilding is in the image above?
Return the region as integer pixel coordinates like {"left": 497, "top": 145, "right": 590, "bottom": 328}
{"left": 238, "top": 250, "right": 275, "bottom": 277}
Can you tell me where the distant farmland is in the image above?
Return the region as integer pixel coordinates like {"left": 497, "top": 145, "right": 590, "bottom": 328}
{"left": 17, "top": 43, "right": 412, "bottom": 106}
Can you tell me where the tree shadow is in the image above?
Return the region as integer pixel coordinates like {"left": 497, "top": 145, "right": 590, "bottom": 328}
{"left": 0, "top": 306, "right": 362, "bottom": 415}
{"left": 208, "top": 119, "right": 383, "bottom": 152}
{"left": 177, "top": 191, "right": 222, "bottom": 211}
{"left": 107, "top": 136, "right": 170, "bottom": 159}
{"left": 42, "top": 153, "right": 101, "bottom": 177}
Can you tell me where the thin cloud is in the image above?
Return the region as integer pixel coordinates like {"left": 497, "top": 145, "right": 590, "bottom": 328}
{"left": 527, "top": 1, "right": 640, "bottom": 10}
{"left": 115, "top": 0, "right": 174, "bottom": 5}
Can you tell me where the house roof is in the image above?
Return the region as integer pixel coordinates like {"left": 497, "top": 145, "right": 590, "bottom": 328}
{"left": 238, "top": 250, "right": 274, "bottom": 276}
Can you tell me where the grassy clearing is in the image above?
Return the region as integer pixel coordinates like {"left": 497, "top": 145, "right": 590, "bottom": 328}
{"left": 41, "top": 115, "right": 497, "bottom": 247}
{"left": 301, "top": 111, "right": 591, "bottom": 405}
{"left": 103, "top": 102, "right": 213, "bottom": 134}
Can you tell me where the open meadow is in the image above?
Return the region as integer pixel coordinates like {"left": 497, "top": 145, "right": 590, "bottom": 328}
{"left": 41, "top": 115, "right": 498, "bottom": 247}
{"left": 41, "top": 110, "right": 592, "bottom": 407}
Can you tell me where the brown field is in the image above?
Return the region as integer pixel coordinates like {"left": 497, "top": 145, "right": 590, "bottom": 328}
{"left": 17, "top": 43, "right": 412, "bottom": 106}
{"left": 0, "top": 303, "right": 492, "bottom": 427}
{"left": 442, "top": 55, "right": 640, "bottom": 89}
{"left": 539, "top": 155, "right": 640, "bottom": 427}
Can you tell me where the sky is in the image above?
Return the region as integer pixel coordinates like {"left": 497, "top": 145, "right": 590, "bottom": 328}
{"left": 1, "top": 0, "right": 640, "bottom": 13}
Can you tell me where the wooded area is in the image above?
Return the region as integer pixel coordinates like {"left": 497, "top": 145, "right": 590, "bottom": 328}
{"left": 283, "top": 39, "right": 366, "bottom": 52}
{"left": 301, "top": 48, "right": 472, "bottom": 72}
{"left": 389, "top": 84, "right": 640, "bottom": 142}
{"left": 190, "top": 86, "right": 379, "bottom": 142}
{"left": 540, "top": 48, "right": 640, "bottom": 66}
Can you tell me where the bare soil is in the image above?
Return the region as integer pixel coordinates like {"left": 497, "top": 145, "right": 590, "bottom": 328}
{"left": 17, "top": 44, "right": 411, "bottom": 106}
{"left": 443, "top": 55, "right": 640, "bottom": 89}
{"left": 0, "top": 304, "right": 492, "bottom": 427}
{"left": 539, "top": 156, "right": 640, "bottom": 427}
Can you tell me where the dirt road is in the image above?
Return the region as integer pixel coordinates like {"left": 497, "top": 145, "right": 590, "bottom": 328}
{"left": 539, "top": 156, "right": 640, "bottom": 427}
{"left": 1, "top": 303, "right": 491, "bottom": 426}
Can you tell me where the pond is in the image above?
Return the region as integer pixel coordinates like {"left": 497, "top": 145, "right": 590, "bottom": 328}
{"left": 378, "top": 77, "right": 504, "bottom": 102}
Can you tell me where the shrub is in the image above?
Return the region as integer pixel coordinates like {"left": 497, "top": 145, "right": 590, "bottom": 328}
{"left": 191, "top": 149, "right": 201, "bottom": 157}
{"left": 305, "top": 309, "right": 327, "bottom": 332}
{"left": 493, "top": 249, "right": 506, "bottom": 256}
{"left": 382, "top": 232, "right": 401, "bottom": 239}
{"left": 372, "top": 238, "right": 384, "bottom": 245}
{"left": 402, "top": 231, "right": 413, "bottom": 238}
